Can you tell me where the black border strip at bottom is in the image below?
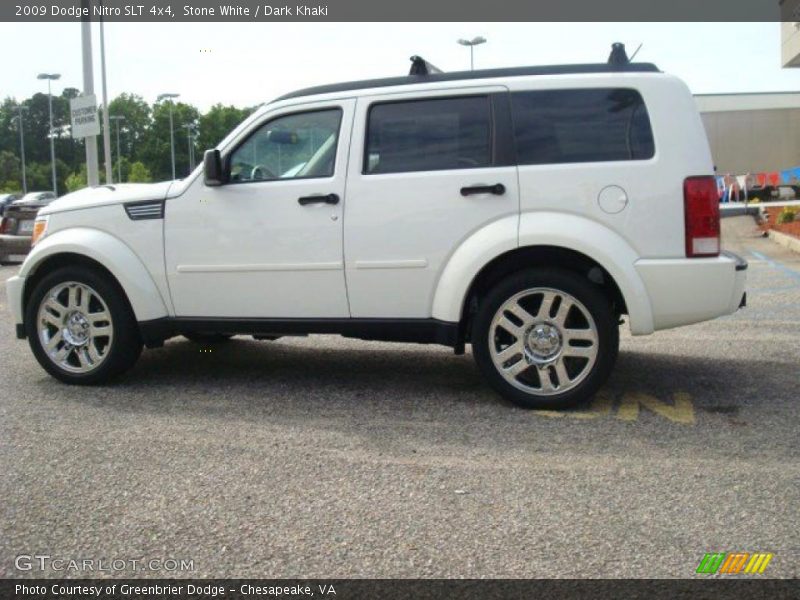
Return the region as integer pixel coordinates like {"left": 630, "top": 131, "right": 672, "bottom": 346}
{"left": 3, "top": 579, "right": 797, "bottom": 600}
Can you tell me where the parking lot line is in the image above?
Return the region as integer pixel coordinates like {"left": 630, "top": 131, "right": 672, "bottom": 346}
{"left": 532, "top": 391, "right": 695, "bottom": 425}
{"left": 748, "top": 249, "right": 800, "bottom": 283}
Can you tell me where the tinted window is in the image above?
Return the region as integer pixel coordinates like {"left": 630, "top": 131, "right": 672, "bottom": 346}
{"left": 512, "top": 88, "right": 654, "bottom": 165}
{"left": 229, "top": 109, "right": 342, "bottom": 183}
{"left": 365, "top": 96, "right": 492, "bottom": 174}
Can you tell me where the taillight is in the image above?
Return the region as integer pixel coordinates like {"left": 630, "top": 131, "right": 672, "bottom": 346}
{"left": 0, "top": 217, "right": 5, "bottom": 234}
{"left": 683, "top": 176, "right": 720, "bottom": 258}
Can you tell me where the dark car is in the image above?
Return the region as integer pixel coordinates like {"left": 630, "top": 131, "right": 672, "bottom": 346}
{"left": 0, "top": 191, "right": 57, "bottom": 263}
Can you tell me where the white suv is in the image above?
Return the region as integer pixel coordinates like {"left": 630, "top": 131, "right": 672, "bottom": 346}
{"left": 5, "top": 57, "right": 747, "bottom": 409}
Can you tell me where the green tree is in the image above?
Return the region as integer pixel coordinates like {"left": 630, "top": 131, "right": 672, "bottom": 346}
{"left": 65, "top": 166, "right": 88, "bottom": 193}
{"left": 196, "top": 103, "right": 254, "bottom": 151}
{"left": 140, "top": 101, "right": 200, "bottom": 181}
{"left": 0, "top": 98, "right": 24, "bottom": 163}
{"left": 127, "top": 161, "right": 152, "bottom": 183}
{"left": 0, "top": 150, "right": 21, "bottom": 189}
{"left": 1, "top": 91, "right": 253, "bottom": 191}
{"left": 113, "top": 156, "right": 132, "bottom": 183}
{"left": 105, "top": 93, "right": 151, "bottom": 164}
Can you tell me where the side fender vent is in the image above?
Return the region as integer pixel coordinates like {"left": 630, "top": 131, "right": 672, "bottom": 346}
{"left": 124, "top": 200, "right": 165, "bottom": 221}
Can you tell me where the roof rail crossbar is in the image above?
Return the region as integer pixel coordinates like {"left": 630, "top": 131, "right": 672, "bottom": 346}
{"left": 409, "top": 55, "right": 443, "bottom": 76}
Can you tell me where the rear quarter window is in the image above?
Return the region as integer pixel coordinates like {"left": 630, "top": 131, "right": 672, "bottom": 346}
{"left": 511, "top": 88, "right": 655, "bottom": 165}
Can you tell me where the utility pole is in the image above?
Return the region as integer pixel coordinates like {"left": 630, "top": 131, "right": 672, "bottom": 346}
{"left": 110, "top": 115, "right": 125, "bottom": 182}
{"left": 457, "top": 36, "right": 487, "bottom": 71}
{"left": 13, "top": 105, "right": 28, "bottom": 194}
{"left": 81, "top": 0, "right": 100, "bottom": 186}
{"left": 99, "top": 4, "right": 113, "bottom": 183}
{"left": 157, "top": 93, "right": 180, "bottom": 179}
{"left": 182, "top": 123, "right": 196, "bottom": 173}
{"left": 37, "top": 74, "right": 60, "bottom": 194}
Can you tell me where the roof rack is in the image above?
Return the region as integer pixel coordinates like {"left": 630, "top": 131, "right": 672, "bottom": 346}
{"left": 274, "top": 43, "right": 659, "bottom": 103}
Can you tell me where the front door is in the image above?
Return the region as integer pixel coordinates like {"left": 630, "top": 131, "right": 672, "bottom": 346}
{"left": 164, "top": 100, "right": 355, "bottom": 318}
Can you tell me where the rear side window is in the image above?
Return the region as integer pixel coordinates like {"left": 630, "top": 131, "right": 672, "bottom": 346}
{"left": 511, "top": 88, "right": 655, "bottom": 165}
{"left": 365, "top": 96, "right": 492, "bottom": 174}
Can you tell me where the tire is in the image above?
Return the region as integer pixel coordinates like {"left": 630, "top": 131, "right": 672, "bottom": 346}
{"left": 183, "top": 333, "right": 233, "bottom": 344}
{"left": 472, "top": 268, "right": 619, "bottom": 410}
{"left": 25, "top": 266, "right": 143, "bottom": 384}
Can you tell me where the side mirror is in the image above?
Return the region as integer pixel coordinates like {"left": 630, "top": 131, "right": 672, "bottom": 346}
{"left": 204, "top": 149, "right": 224, "bottom": 186}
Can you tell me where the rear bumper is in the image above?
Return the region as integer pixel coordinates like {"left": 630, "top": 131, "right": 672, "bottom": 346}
{"left": 0, "top": 234, "right": 32, "bottom": 257}
{"left": 634, "top": 251, "right": 747, "bottom": 332}
{"left": 6, "top": 274, "right": 25, "bottom": 335}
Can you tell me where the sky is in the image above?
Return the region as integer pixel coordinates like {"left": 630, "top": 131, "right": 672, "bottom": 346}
{"left": 1, "top": 22, "right": 798, "bottom": 111}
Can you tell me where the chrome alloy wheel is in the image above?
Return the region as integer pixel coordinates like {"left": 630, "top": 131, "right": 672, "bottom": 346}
{"left": 488, "top": 287, "right": 599, "bottom": 396}
{"left": 36, "top": 282, "right": 114, "bottom": 374}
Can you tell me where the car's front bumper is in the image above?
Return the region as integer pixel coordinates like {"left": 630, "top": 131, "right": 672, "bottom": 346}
{"left": 6, "top": 274, "right": 25, "bottom": 336}
{"left": 0, "top": 234, "right": 32, "bottom": 257}
{"left": 635, "top": 250, "right": 747, "bottom": 332}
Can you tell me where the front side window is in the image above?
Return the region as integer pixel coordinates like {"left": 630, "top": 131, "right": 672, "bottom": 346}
{"left": 229, "top": 108, "right": 342, "bottom": 183}
{"left": 511, "top": 88, "right": 655, "bottom": 165}
{"left": 365, "top": 96, "right": 492, "bottom": 174}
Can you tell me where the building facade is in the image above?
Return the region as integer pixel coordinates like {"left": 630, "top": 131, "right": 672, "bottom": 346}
{"left": 695, "top": 92, "right": 800, "bottom": 175}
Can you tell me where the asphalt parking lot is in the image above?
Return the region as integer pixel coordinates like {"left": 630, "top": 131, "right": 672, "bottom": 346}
{"left": 0, "top": 215, "right": 798, "bottom": 579}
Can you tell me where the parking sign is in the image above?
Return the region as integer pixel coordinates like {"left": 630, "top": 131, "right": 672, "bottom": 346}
{"left": 70, "top": 94, "right": 100, "bottom": 138}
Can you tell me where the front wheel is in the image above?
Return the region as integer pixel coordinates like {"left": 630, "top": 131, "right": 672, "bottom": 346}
{"left": 25, "top": 266, "right": 143, "bottom": 384}
{"left": 472, "top": 268, "right": 619, "bottom": 410}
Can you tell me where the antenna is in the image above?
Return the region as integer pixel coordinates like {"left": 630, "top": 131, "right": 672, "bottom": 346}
{"left": 629, "top": 43, "right": 643, "bottom": 62}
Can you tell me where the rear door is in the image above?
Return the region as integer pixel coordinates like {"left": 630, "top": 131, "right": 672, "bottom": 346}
{"left": 344, "top": 87, "right": 519, "bottom": 318}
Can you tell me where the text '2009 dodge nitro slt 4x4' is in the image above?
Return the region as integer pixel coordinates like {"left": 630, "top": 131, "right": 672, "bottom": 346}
{"left": 5, "top": 52, "right": 747, "bottom": 409}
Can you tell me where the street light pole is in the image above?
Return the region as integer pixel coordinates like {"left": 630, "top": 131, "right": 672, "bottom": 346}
{"left": 37, "top": 73, "right": 61, "bottom": 194}
{"left": 80, "top": 0, "right": 100, "bottom": 187}
{"left": 157, "top": 93, "right": 180, "bottom": 180}
{"left": 457, "top": 36, "right": 487, "bottom": 71}
{"left": 99, "top": 5, "right": 113, "bottom": 183}
{"left": 110, "top": 115, "right": 125, "bottom": 183}
{"left": 182, "top": 123, "right": 196, "bottom": 173}
{"left": 13, "top": 106, "right": 28, "bottom": 194}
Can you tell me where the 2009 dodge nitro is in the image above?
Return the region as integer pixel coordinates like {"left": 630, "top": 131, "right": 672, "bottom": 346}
{"left": 5, "top": 53, "right": 747, "bottom": 409}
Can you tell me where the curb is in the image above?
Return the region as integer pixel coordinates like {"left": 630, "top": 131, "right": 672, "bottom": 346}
{"left": 720, "top": 205, "right": 760, "bottom": 218}
{"left": 768, "top": 229, "right": 800, "bottom": 254}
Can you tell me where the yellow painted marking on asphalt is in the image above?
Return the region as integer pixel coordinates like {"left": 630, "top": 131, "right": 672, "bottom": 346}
{"left": 530, "top": 391, "right": 695, "bottom": 425}
{"left": 616, "top": 391, "right": 695, "bottom": 425}
{"left": 529, "top": 409, "right": 565, "bottom": 419}
{"left": 569, "top": 390, "right": 614, "bottom": 419}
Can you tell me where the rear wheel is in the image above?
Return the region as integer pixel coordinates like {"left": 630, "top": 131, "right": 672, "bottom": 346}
{"left": 25, "top": 266, "right": 143, "bottom": 384}
{"left": 472, "top": 268, "right": 619, "bottom": 409}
